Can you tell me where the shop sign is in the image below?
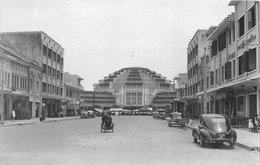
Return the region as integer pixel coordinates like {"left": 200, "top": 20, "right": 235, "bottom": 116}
{"left": 228, "top": 52, "right": 235, "bottom": 60}
{"left": 237, "top": 34, "right": 257, "bottom": 50}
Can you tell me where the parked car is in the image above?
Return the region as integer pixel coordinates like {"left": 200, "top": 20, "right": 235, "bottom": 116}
{"left": 192, "top": 114, "right": 237, "bottom": 148}
{"left": 80, "top": 110, "right": 95, "bottom": 119}
{"left": 168, "top": 112, "right": 188, "bottom": 127}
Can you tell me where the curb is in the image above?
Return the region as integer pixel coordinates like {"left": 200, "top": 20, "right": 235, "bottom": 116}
{"left": 0, "top": 117, "right": 80, "bottom": 128}
{"left": 235, "top": 142, "right": 260, "bottom": 152}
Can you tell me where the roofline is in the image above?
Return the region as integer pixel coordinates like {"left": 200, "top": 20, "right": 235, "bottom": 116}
{"left": 0, "top": 31, "right": 64, "bottom": 49}
{"left": 187, "top": 29, "right": 207, "bottom": 46}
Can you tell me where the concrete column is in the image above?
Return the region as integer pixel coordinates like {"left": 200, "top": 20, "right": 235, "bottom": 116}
{"left": 257, "top": 83, "right": 260, "bottom": 116}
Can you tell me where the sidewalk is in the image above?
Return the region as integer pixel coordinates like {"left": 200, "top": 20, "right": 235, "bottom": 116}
{"left": 0, "top": 116, "right": 81, "bottom": 127}
{"left": 187, "top": 120, "right": 260, "bottom": 152}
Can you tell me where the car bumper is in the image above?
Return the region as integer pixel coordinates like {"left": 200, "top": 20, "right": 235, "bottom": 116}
{"left": 168, "top": 121, "right": 179, "bottom": 126}
{"left": 204, "top": 137, "right": 236, "bottom": 143}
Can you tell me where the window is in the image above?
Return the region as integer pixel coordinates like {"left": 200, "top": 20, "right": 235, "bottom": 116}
{"left": 238, "top": 15, "right": 245, "bottom": 37}
{"left": 210, "top": 71, "right": 214, "bottom": 85}
{"left": 48, "top": 48, "right": 52, "bottom": 59}
{"left": 228, "top": 28, "right": 232, "bottom": 45}
{"left": 206, "top": 77, "right": 209, "bottom": 89}
{"left": 43, "top": 45, "right": 47, "bottom": 56}
{"left": 57, "top": 55, "right": 60, "bottom": 63}
{"left": 225, "top": 62, "right": 232, "bottom": 80}
{"left": 233, "top": 60, "right": 235, "bottom": 78}
{"left": 232, "top": 25, "right": 235, "bottom": 42}
{"left": 211, "top": 40, "right": 218, "bottom": 57}
{"left": 215, "top": 70, "right": 218, "bottom": 84}
{"left": 239, "top": 48, "right": 256, "bottom": 75}
{"left": 221, "top": 66, "right": 224, "bottom": 82}
{"left": 248, "top": 48, "right": 256, "bottom": 72}
{"left": 42, "top": 82, "right": 47, "bottom": 92}
{"left": 36, "top": 81, "right": 39, "bottom": 91}
{"left": 29, "top": 79, "right": 33, "bottom": 89}
{"left": 248, "top": 5, "right": 256, "bottom": 30}
{"left": 43, "top": 64, "right": 47, "bottom": 74}
{"left": 53, "top": 52, "right": 56, "bottom": 61}
{"left": 218, "top": 31, "right": 226, "bottom": 51}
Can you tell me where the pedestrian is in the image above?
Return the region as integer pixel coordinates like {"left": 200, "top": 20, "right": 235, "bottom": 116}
{"left": 11, "top": 110, "right": 16, "bottom": 122}
{"left": 42, "top": 103, "right": 47, "bottom": 121}
{"left": 248, "top": 119, "right": 254, "bottom": 132}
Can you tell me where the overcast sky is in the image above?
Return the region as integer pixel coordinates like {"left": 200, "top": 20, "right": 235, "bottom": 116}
{"left": 0, "top": 0, "right": 234, "bottom": 90}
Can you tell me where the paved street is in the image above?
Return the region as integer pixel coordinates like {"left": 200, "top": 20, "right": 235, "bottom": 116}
{"left": 0, "top": 116, "right": 259, "bottom": 165}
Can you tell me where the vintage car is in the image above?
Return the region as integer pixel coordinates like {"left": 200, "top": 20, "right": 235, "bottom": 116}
{"left": 168, "top": 112, "right": 188, "bottom": 127}
{"left": 192, "top": 114, "right": 237, "bottom": 148}
{"left": 80, "top": 110, "right": 95, "bottom": 119}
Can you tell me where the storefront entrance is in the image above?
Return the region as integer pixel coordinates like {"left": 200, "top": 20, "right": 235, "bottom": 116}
{"left": 249, "top": 94, "right": 257, "bottom": 117}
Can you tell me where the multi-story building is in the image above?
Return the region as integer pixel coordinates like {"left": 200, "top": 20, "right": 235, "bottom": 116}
{"left": 80, "top": 91, "right": 116, "bottom": 110}
{"left": 185, "top": 30, "right": 209, "bottom": 116}
{"left": 228, "top": 0, "right": 260, "bottom": 118}
{"left": 0, "top": 31, "right": 65, "bottom": 118}
{"left": 205, "top": 13, "right": 236, "bottom": 116}
{"left": 173, "top": 73, "right": 188, "bottom": 113}
{"left": 192, "top": 0, "right": 259, "bottom": 118}
{"left": 94, "top": 67, "right": 174, "bottom": 110}
{"left": 63, "top": 72, "right": 84, "bottom": 116}
{"left": 0, "top": 44, "right": 41, "bottom": 122}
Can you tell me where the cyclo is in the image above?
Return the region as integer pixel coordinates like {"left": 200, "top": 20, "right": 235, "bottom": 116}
{"left": 100, "top": 110, "right": 114, "bottom": 133}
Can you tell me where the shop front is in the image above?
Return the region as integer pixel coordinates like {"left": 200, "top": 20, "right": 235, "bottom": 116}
{"left": 4, "top": 93, "right": 30, "bottom": 120}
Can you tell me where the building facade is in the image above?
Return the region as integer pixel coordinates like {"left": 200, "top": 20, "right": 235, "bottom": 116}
{"left": 94, "top": 67, "right": 174, "bottom": 109}
{"left": 0, "top": 44, "right": 41, "bottom": 121}
{"left": 0, "top": 31, "right": 65, "bottom": 118}
{"left": 80, "top": 91, "right": 116, "bottom": 110}
{"left": 173, "top": 73, "right": 188, "bottom": 113}
{"left": 185, "top": 0, "right": 260, "bottom": 118}
{"left": 185, "top": 30, "right": 209, "bottom": 117}
{"left": 63, "top": 72, "right": 84, "bottom": 116}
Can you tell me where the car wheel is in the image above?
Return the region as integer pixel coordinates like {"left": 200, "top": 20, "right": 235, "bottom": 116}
{"left": 193, "top": 137, "right": 197, "bottom": 143}
{"left": 241, "top": 120, "right": 248, "bottom": 128}
{"left": 199, "top": 136, "right": 204, "bottom": 147}
{"left": 229, "top": 142, "right": 235, "bottom": 148}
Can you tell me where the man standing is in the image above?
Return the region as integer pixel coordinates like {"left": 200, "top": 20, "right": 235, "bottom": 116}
{"left": 11, "top": 110, "right": 15, "bottom": 122}
{"left": 41, "top": 103, "right": 47, "bottom": 121}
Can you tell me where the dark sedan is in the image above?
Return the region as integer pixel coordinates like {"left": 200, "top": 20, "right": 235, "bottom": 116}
{"left": 192, "top": 114, "right": 237, "bottom": 148}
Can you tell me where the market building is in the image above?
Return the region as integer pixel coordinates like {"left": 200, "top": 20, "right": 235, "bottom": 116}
{"left": 0, "top": 31, "right": 65, "bottom": 118}
{"left": 80, "top": 91, "right": 116, "bottom": 110}
{"left": 93, "top": 67, "right": 175, "bottom": 110}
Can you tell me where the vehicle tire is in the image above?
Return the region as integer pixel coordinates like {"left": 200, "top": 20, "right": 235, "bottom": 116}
{"left": 193, "top": 137, "right": 197, "bottom": 143}
{"left": 229, "top": 142, "right": 235, "bottom": 148}
{"left": 199, "top": 136, "right": 205, "bottom": 147}
{"left": 241, "top": 120, "right": 248, "bottom": 128}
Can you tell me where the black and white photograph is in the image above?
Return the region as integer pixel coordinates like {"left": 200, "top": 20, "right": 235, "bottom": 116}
{"left": 0, "top": 0, "right": 259, "bottom": 164}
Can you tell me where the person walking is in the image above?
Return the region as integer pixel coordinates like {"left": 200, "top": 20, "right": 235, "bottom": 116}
{"left": 41, "top": 103, "right": 47, "bottom": 121}
{"left": 11, "top": 110, "right": 16, "bottom": 122}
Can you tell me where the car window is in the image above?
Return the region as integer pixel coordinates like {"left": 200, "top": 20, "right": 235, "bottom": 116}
{"left": 208, "top": 117, "right": 226, "bottom": 125}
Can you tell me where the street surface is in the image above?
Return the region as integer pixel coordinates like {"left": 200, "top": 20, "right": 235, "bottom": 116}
{"left": 0, "top": 116, "right": 259, "bottom": 165}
